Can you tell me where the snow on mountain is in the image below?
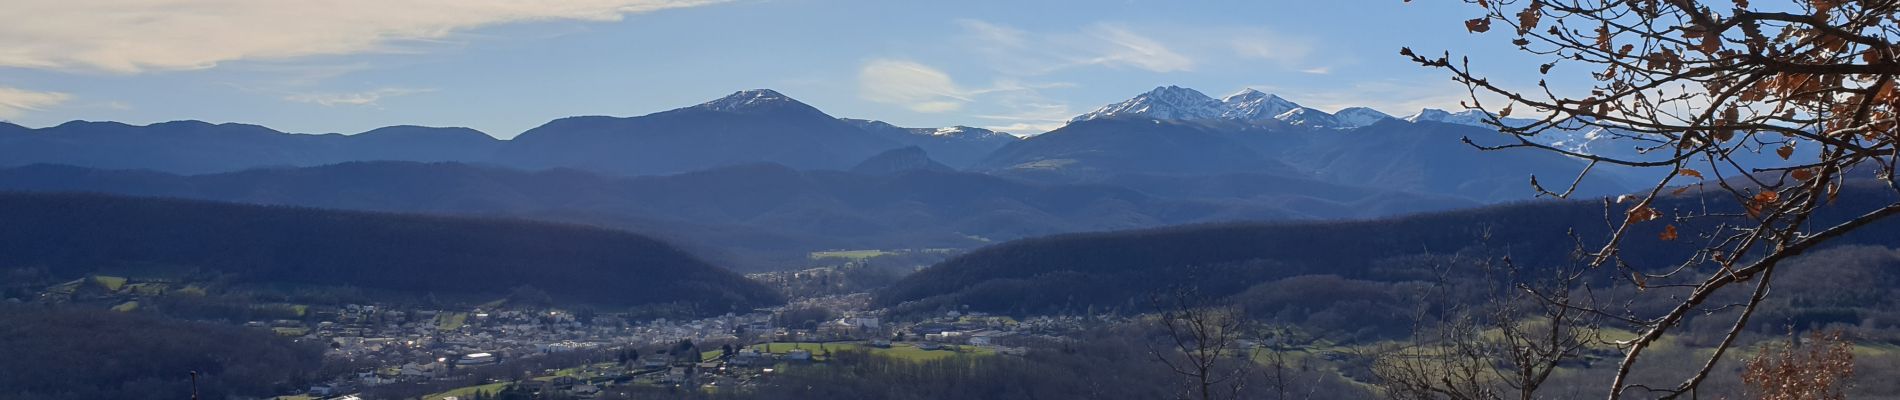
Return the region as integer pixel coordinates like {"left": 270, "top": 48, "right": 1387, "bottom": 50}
{"left": 929, "top": 125, "right": 1014, "bottom": 139}
{"left": 1071, "top": 86, "right": 1227, "bottom": 122}
{"left": 1272, "top": 107, "right": 1339, "bottom": 127}
{"left": 1220, "top": 89, "right": 1303, "bottom": 122}
{"left": 694, "top": 89, "right": 802, "bottom": 112}
{"left": 1403, "top": 108, "right": 1541, "bottom": 128}
{"left": 1332, "top": 107, "right": 1395, "bottom": 128}
{"left": 1072, "top": 86, "right": 1398, "bottom": 129}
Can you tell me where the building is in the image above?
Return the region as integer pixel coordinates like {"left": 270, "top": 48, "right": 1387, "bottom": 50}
{"left": 457, "top": 352, "right": 497, "bottom": 366}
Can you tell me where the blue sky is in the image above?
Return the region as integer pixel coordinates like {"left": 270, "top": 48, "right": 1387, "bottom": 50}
{"left": 0, "top": 0, "right": 1564, "bottom": 138}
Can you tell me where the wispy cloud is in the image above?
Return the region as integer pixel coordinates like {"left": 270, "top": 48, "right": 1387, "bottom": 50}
{"left": 974, "top": 102, "right": 1074, "bottom": 136}
{"left": 1228, "top": 28, "right": 1316, "bottom": 68}
{"left": 1079, "top": 24, "right": 1195, "bottom": 72}
{"left": 857, "top": 59, "right": 1074, "bottom": 114}
{"left": 0, "top": 86, "right": 72, "bottom": 119}
{"left": 955, "top": 20, "right": 1195, "bottom": 75}
{"left": 285, "top": 88, "right": 434, "bottom": 107}
{"left": 858, "top": 60, "right": 974, "bottom": 113}
{"left": 0, "top": 0, "right": 726, "bottom": 74}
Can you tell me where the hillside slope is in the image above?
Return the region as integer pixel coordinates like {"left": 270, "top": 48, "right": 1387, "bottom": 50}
{"left": 877, "top": 183, "right": 1900, "bottom": 315}
{"left": 0, "top": 192, "right": 781, "bottom": 312}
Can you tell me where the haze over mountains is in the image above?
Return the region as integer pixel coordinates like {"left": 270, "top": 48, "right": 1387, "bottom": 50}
{"left": 0, "top": 86, "right": 1664, "bottom": 268}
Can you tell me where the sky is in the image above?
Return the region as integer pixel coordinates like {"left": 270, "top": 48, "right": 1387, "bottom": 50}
{"left": 0, "top": 0, "right": 1567, "bottom": 138}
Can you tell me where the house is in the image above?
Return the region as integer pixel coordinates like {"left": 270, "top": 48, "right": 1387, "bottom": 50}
{"left": 571, "top": 384, "right": 602, "bottom": 398}
{"left": 309, "top": 384, "right": 337, "bottom": 396}
{"left": 784, "top": 349, "right": 812, "bottom": 361}
{"left": 642, "top": 354, "right": 673, "bottom": 369}
{"left": 457, "top": 352, "right": 497, "bottom": 366}
{"left": 968, "top": 330, "right": 1010, "bottom": 346}
{"left": 729, "top": 349, "right": 766, "bottom": 366}
{"left": 400, "top": 361, "right": 444, "bottom": 378}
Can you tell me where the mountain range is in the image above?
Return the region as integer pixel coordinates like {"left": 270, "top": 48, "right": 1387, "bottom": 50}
{"left": 0, "top": 85, "right": 1686, "bottom": 269}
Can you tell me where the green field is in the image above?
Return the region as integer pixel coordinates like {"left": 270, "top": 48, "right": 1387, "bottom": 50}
{"left": 111, "top": 301, "right": 140, "bottom": 312}
{"left": 747, "top": 341, "right": 989, "bottom": 362}
{"left": 425, "top": 382, "right": 509, "bottom": 400}
{"left": 92, "top": 275, "right": 128, "bottom": 291}
{"left": 436, "top": 312, "right": 469, "bottom": 331}
{"left": 808, "top": 250, "right": 892, "bottom": 261}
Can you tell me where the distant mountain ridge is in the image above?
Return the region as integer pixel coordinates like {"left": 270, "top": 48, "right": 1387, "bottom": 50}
{"left": 0, "top": 89, "right": 1012, "bottom": 177}
{"left": 0, "top": 161, "right": 1480, "bottom": 270}
{"left": 1071, "top": 86, "right": 1392, "bottom": 128}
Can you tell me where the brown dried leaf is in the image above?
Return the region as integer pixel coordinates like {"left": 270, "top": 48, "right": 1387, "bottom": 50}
{"left": 1659, "top": 225, "right": 1679, "bottom": 241}
{"left": 1626, "top": 205, "right": 1660, "bottom": 224}
{"left": 1679, "top": 168, "right": 1704, "bottom": 179}
{"left": 1777, "top": 145, "right": 1795, "bottom": 160}
{"left": 1466, "top": 18, "right": 1492, "bottom": 33}
{"left": 1755, "top": 190, "right": 1781, "bottom": 204}
{"left": 1792, "top": 168, "right": 1815, "bottom": 181}
{"left": 1516, "top": 2, "right": 1543, "bottom": 35}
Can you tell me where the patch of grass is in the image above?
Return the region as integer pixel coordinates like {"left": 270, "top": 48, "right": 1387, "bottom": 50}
{"left": 425, "top": 382, "right": 510, "bottom": 400}
{"left": 437, "top": 312, "right": 469, "bottom": 331}
{"left": 272, "top": 327, "right": 309, "bottom": 336}
{"left": 875, "top": 343, "right": 991, "bottom": 361}
{"left": 92, "top": 275, "right": 127, "bottom": 291}
{"left": 809, "top": 250, "right": 891, "bottom": 261}
{"left": 749, "top": 341, "right": 991, "bottom": 363}
{"left": 111, "top": 301, "right": 140, "bottom": 312}
{"left": 175, "top": 285, "right": 207, "bottom": 296}
{"left": 124, "top": 282, "right": 168, "bottom": 296}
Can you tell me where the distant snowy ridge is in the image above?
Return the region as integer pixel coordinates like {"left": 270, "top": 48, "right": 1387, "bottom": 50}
{"left": 1073, "top": 86, "right": 1394, "bottom": 128}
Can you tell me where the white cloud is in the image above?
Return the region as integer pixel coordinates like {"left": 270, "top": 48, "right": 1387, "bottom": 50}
{"left": 1078, "top": 24, "right": 1195, "bottom": 72}
{"left": 286, "top": 88, "right": 434, "bottom": 107}
{"left": 0, "top": 0, "right": 725, "bottom": 74}
{"left": 1229, "top": 30, "right": 1315, "bottom": 67}
{"left": 974, "top": 102, "right": 1074, "bottom": 136}
{"left": 0, "top": 86, "right": 72, "bottom": 119}
{"left": 858, "top": 59, "right": 975, "bottom": 113}
{"left": 956, "top": 20, "right": 1195, "bottom": 75}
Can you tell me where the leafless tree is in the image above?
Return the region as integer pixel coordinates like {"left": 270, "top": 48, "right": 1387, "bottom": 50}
{"left": 1409, "top": 0, "right": 1900, "bottom": 398}
{"left": 1373, "top": 249, "right": 1603, "bottom": 400}
{"left": 1742, "top": 329, "right": 1855, "bottom": 400}
{"left": 1150, "top": 287, "right": 1252, "bottom": 400}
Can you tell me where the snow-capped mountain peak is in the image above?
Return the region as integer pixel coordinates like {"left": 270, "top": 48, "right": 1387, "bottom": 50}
{"left": 1069, "top": 85, "right": 1411, "bottom": 130}
{"left": 1272, "top": 107, "right": 1338, "bottom": 127}
{"left": 696, "top": 89, "right": 801, "bottom": 112}
{"left": 1221, "top": 89, "right": 1302, "bottom": 122}
{"left": 1071, "top": 85, "right": 1226, "bottom": 122}
{"left": 1332, "top": 107, "right": 1395, "bottom": 128}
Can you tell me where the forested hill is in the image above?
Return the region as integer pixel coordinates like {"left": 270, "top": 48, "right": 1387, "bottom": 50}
{"left": 876, "top": 183, "right": 1900, "bottom": 316}
{"left": 0, "top": 192, "right": 782, "bottom": 313}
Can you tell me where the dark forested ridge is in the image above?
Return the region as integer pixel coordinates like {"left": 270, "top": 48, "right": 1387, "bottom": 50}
{"left": 878, "top": 182, "right": 1900, "bottom": 317}
{"left": 0, "top": 162, "right": 1479, "bottom": 270}
{"left": 0, "top": 305, "right": 325, "bottom": 400}
{"left": 0, "top": 192, "right": 781, "bottom": 312}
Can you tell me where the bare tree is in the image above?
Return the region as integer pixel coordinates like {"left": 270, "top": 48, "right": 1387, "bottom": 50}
{"left": 1409, "top": 0, "right": 1900, "bottom": 398}
{"left": 1373, "top": 250, "right": 1603, "bottom": 400}
{"left": 1742, "top": 329, "right": 1855, "bottom": 400}
{"left": 1150, "top": 287, "right": 1252, "bottom": 400}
